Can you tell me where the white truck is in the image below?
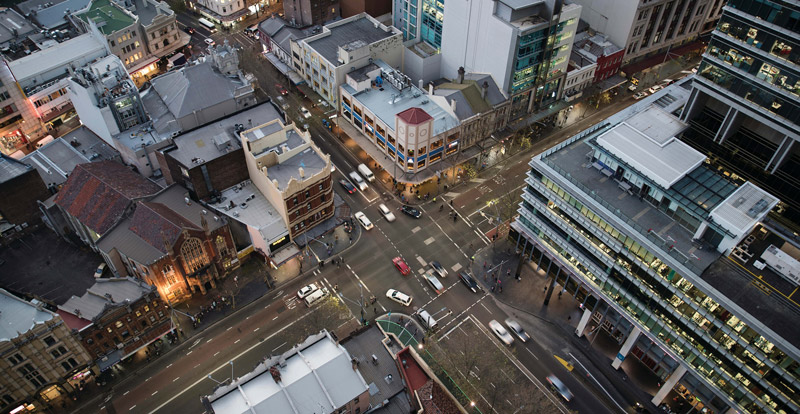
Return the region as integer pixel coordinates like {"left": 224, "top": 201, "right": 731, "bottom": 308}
{"left": 357, "top": 164, "right": 375, "bottom": 182}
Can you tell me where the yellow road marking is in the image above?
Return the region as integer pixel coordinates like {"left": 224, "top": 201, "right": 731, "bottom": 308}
{"left": 727, "top": 257, "right": 800, "bottom": 307}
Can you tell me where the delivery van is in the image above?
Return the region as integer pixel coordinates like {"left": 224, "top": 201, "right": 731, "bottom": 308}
{"left": 357, "top": 164, "right": 375, "bottom": 182}
{"left": 416, "top": 309, "right": 438, "bottom": 330}
{"left": 304, "top": 287, "right": 329, "bottom": 307}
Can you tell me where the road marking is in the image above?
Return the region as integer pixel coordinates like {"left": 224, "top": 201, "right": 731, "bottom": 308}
{"left": 129, "top": 405, "right": 136, "bottom": 411}
{"left": 123, "top": 390, "right": 130, "bottom": 396}
{"left": 173, "top": 377, "right": 180, "bottom": 382}
{"left": 226, "top": 327, "right": 233, "bottom": 331}
{"left": 206, "top": 338, "right": 213, "bottom": 343}
{"left": 166, "top": 363, "right": 172, "bottom": 368}
{"left": 272, "top": 316, "right": 278, "bottom": 320}
{"left": 569, "top": 352, "right": 626, "bottom": 413}
{"left": 424, "top": 236, "right": 435, "bottom": 245}
{"left": 524, "top": 347, "right": 539, "bottom": 360}
{"left": 148, "top": 308, "right": 317, "bottom": 413}
{"left": 186, "top": 351, "right": 192, "bottom": 356}
{"left": 234, "top": 339, "right": 241, "bottom": 344}
{"left": 416, "top": 256, "right": 427, "bottom": 266}
{"left": 253, "top": 327, "right": 260, "bottom": 332}
{"left": 452, "top": 263, "right": 462, "bottom": 272}
{"left": 440, "top": 317, "right": 470, "bottom": 340}
{"left": 145, "top": 377, "right": 151, "bottom": 382}
{"left": 213, "top": 351, "right": 220, "bottom": 357}
{"left": 194, "top": 364, "right": 201, "bottom": 369}
{"left": 411, "top": 226, "right": 421, "bottom": 233}
{"left": 152, "top": 391, "right": 158, "bottom": 396}
{"left": 272, "top": 342, "right": 286, "bottom": 352}
{"left": 480, "top": 302, "right": 492, "bottom": 314}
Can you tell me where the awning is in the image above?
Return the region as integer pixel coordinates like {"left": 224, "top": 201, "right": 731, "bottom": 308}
{"left": 97, "top": 349, "right": 123, "bottom": 371}
{"left": 128, "top": 56, "right": 160, "bottom": 74}
{"left": 270, "top": 243, "right": 301, "bottom": 266}
{"left": 264, "top": 52, "right": 305, "bottom": 85}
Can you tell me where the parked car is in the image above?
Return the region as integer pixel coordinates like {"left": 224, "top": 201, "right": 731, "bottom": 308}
{"left": 355, "top": 211, "right": 373, "bottom": 230}
{"left": 546, "top": 375, "right": 574, "bottom": 402}
{"left": 424, "top": 273, "right": 445, "bottom": 294}
{"left": 94, "top": 263, "right": 106, "bottom": 278}
{"left": 321, "top": 118, "right": 332, "bottom": 131}
{"left": 183, "top": 26, "right": 195, "bottom": 34}
{"left": 275, "top": 83, "right": 288, "bottom": 95}
{"left": 647, "top": 84, "right": 663, "bottom": 94}
{"left": 400, "top": 205, "right": 422, "bottom": 218}
{"left": 633, "top": 91, "right": 648, "bottom": 100}
{"left": 378, "top": 204, "right": 396, "bottom": 222}
{"left": 489, "top": 320, "right": 515, "bottom": 346}
{"left": 339, "top": 179, "right": 356, "bottom": 194}
{"left": 458, "top": 271, "right": 480, "bottom": 293}
{"left": 429, "top": 261, "right": 447, "bottom": 278}
{"left": 297, "top": 283, "right": 320, "bottom": 299}
{"left": 393, "top": 257, "right": 410, "bottom": 275}
{"left": 204, "top": 38, "right": 215, "bottom": 46}
{"left": 504, "top": 319, "right": 530, "bottom": 342}
{"left": 300, "top": 106, "right": 312, "bottom": 119}
{"left": 386, "top": 289, "right": 413, "bottom": 306}
{"left": 348, "top": 171, "right": 368, "bottom": 191}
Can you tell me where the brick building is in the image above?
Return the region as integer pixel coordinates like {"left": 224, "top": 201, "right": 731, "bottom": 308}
{"left": 57, "top": 278, "right": 172, "bottom": 371}
{"left": 573, "top": 32, "right": 625, "bottom": 84}
{"left": 0, "top": 154, "right": 50, "bottom": 231}
{"left": 97, "top": 185, "right": 238, "bottom": 304}
{"left": 0, "top": 289, "right": 93, "bottom": 414}
{"left": 52, "top": 161, "right": 162, "bottom": 250}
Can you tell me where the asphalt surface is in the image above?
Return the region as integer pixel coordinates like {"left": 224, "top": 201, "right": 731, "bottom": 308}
{"left": 86, "top": 14, "right": 671, "bottom": 413}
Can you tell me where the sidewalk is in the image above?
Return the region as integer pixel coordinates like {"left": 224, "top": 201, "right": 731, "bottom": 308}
{"left": 469, "top": 240, "right": 664, "bottom": 413}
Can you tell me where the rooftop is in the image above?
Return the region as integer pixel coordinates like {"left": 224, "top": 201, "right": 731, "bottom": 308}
{"left": 166, "top": 102, "right": 282, "bottom": 167}
{"left": 20, "top": 0, "right": 92, "bottom": 30}
{"left": 22, "top": 128, "right": 118, "bottom": 187}
{"left": 259, "top": 16, "right": 316, "bottom": 53}
{"left": 573, "top": 31, "right": 624, "bottom": 61}
{"left": 53, "top": 160, "right": 162, "bottom": 235}
{"left": 0, "top": 289, "right": 55, "bottom": 342}
{"left": 340, "top": 326, "right": 408, "bottom": 410}
{"left": 76, "top": 0, "right": 136, "bottom": 35}
{"left": 305, "top": 14, "right": 397, "bottom": 66}
{"left": 132, "top": 0, "right": 169, "bottom": 26}
{"left": 709, "top": 182, "right": 779, "bottom": 236}
{"left": 7, "top": 33, "right": 107, "bottom": 87}
{"left": 207, "top": 331, "right": 369, "bottom": 414}
{"left": 434, "top": 73, "right": 507, "bottom": 120}
{"left": 0, "top": 8, "right": 37, "bottom": 47}
{"left": 396, "top": 347, "right": 465, "bottom": 414}
{"left": 342, "top": 60, "right": 459, "bottom": 137}
{"left": 58, "top": 277, "right": 155, "bottom": 327}
{"left": 97, "top": 184, "right": 225, "bottom": 264}
{"left": 0, "top": 154, "right": 34, "bottom": 184}
{"left": 208, "top": 181, "right": 287, "bottom": 246}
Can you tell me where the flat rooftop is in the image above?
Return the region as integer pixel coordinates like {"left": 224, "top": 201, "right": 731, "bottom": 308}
{"left": 341, "top": 325, "right": 408, "bottom": 410}
{"left": 76, "top": 0, "right": 136, "bottom": 35}
{"left": 209, "top": 181, "right": 287, "bottom": 245}
{"left": 343, "top": 60, "right": 459, "bottom": 137}
{"left": 168, "top": 102, "right": 282, "bottom": 167}
{"left": 22, "top": 128, "right": 118, "bottom": 187}
{"left": 7, "top": 33, "right": 106, "bottom": 84}
{"left": 0, "top": 8, "right": 37, "bottom": 47}
{"left": 306, "top": 16, "right": 396, "bottom": 66}
{"left": 0, "top": 289, "right": 54, "bottom": 342}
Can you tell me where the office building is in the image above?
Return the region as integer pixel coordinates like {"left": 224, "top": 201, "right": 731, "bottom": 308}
{"left": 680, "top": 0, "right": 800, "bottom": 232}
{"left": 292, "top": 12, "right": 403, "bottom": 106}
{"left": 512, "top": 81, "right": 800, "bottom": 413}
{"left": 572, "top": 0, "right": 716, "bottom": 64}
{"left": 0, "top": 289, "right": 93, "bottom": 414}
{"left": 283, "top": 0, "right": 341, "bottom": 26}
{"left": 57, "top": 277, "right": 173, "bottom": 371}
{"left": 341, "top": 0, "right": 392, "bottom": 19}
{"left": 393, "top": 0, "right": 444, "bottom": 50}
{"left": 440, "top": 0, "right": 581, "bottom": 118}
{"left": 203, "top": 330, "right": 370, "bottom": 414}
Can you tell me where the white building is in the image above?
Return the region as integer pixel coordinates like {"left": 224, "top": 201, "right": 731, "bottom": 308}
{"left": 563, "top": 50, "right": 596, "bottom": 101}
{"left": 292, "top": 12, "right": 403, "bottom": 107}
{"left": 192, "top": 0, "right": 249, "bottom": 26}
{"left": 440, "top": 0, "right": 581, "bottom": 117}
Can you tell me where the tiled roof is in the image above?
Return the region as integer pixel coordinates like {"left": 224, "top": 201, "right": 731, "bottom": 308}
{"left": 397, "top": 107, "right": 432, "bottom": 125}
{"left": 129, "top": 201, "right": 200, "bottom": 254}
{"left": 53, "top": 161, "right": 162, "bottom": 235}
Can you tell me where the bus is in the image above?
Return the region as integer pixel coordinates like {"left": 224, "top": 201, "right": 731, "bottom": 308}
{"left": 198, "top": 17, "right": 216, "bottom": 31}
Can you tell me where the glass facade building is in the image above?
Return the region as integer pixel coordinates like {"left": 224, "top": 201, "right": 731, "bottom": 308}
{"left": 420, "top": 0, "right": 444, "bottom": 49}
{"left": 513, "top": 92, "right": 800, "bottom": 413}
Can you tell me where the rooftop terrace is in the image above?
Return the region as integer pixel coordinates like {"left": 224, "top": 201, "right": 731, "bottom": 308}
{"left": 76, "top": 0, "right": 135, "bottom": 34}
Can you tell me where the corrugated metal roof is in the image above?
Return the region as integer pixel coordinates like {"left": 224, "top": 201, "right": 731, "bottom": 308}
{"left": 58, "top": 277, "right": 155, "bottom": 322}
{"left": 0, "top": 289, "right": 55, "bottom": 342}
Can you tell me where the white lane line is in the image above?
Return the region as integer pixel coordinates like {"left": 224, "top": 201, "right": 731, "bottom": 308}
{"left": 440, "top": 317, "right": 470, "bottom": 340}
{"left": 525, "top": 346, "right": 539, "bottom": 360}
{"left": 148, "top": 307, "right": 318, "bottom": 413}
{"left": 234, "top": 339, "right": 241, "bottom": 344}
{"left": 213, "top": 351, "right": 220, "bottom": 357}
{"left": 226, "top": 327, "right": 233, "bottom": 331}
{"left": 194, "top": 364, "right": 200, "bottom": 369}
{"left": 206, "top": 338, "right": 213, "bottom": 343}
{"left": 129, "top": 405, "right": 137, "bottom": 411}
{"left": 569, "top": 352, "right": 626, "bottom": 413}
{"left": 253, "top": 327, "right": 260, "bottom": 332}
{"left": 123, "top": 390, "right": 130, "bottom": 396}
{"left": 151, "top": 391, "right": 158, "bottom": 396}
{"left": 186, "top": 351, "right": 192, "bottom": 356}
{"left": 480, "top": 302, "right": 492, "bottom": 314}
{"left": 173, "top": 377, "right": 180, "bottom": 382}
{"left": 145, "top": 377, "right": 151, "bottom": 382}
{"left": 166, "top": 363, "right": 172, "bottom": 368}
{"left": 272, "top": 316, "right": 278, "bottom": 320}
{"left": 272, "top": 342, "right": 286, "bottom": 352}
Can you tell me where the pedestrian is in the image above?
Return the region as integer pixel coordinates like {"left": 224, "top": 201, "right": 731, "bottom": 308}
{"left": 568, "top": 315, "right": 572, "bottom": 321}
{"left": 507, "top": 269, "right": 511, "bottom": 277}
{"left": 543, "top": 286, "right": 547, "bottom": 294}
{"left": 337, "top": 260, "right": 341, "bottom": 268}
{"left": 558, "top": 290, "right": 563, "bottom": 299}
{"left": 349, "top": 236, "right": 353, "bottom": 245}
{"left": 335, "top": 235, "right": 339, "bottom": 243}
{"left": 491, "top": 285, "right": 495, "bottom": 292}
{"left": 439, "top": 204, "right": 444, "bottom": 212}
{"left": 340, "top": 256, "right": 345, "bottom": 263}
{"left": 453, "top": 214, "right": 457, "bottom": 222}
{"left": 483, "top": 261, "right": 487, "bottom": 268}
{"left": 450, "top": 200, "right": 454, "bottom": 206}
{"left": 374, "top": 307, "right": 377, "bottom": 314}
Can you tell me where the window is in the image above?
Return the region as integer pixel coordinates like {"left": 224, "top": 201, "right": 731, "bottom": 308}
{"left": 7, "top": 353, "right": 23, "bottom": 366}
{"left": 215, "top": 235, "right": 227, "bottom": 256}
{"left": 181, "top": 238, "right": 209, "bottom": 273}
{"left": 43, "top": 336, "right": 56, "bottom": 347}
{"left": 18, "top": 364, "right": 46, "bottom": 388}
{"left": 162, "top": 264, "right": 178, "bottom": 285}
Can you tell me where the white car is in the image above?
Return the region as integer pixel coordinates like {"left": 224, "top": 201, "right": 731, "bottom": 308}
{"left": 504, "top": 318, "right": 530, "bottom": 342}
{"left": 297, "top": 283, "right": 320, "bottom": 299}
{"left": 424, "top": 272, "right": 444, "bottom": 294}
{"left": 300, "top": 106, "right": 312, "bottom": 119}
{"left": 354, "top": 211, "right": 373, "bottom": 230}
{"left": 633, "top": 91, "right": 648, "bottom": 100}
{"left": 94, "top": 263, "right": 106, "bottom": 278}
{"left": 488, "top": 320, "right": 515, "bottom": 346}
{"left": 385, "top": 289, "right": 413, "bottom": 306}
{"left": 378, "top": 204, "right": 396, "bottom": 222}
{"left": 204, "top": 38, "right": 215, "bottom": 46}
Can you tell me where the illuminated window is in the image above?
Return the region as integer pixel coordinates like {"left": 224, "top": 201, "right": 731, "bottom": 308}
{"left": 162, "top": 264, "right": 178, "bottom": 285}
{"left": 181, "top": 238, "right": 209, "bottom": 273}
{"left": 216, "top": 235, "right": 227, "bottom": 256}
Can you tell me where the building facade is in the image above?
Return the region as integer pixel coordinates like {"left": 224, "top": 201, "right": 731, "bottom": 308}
{"left": 512, "top": 84, "right": 800, "bottom": 413}
{"left": 240, "top": 119, "right": 334, "bottom": 241}
{"left": 393, "top": 0, "right": 444, "bottom": 50}
{"left": 292, "top": 12, "right": 403, "bottom": 106}
{"left": 440, "top": 0, "right": 581, "bottom": 118}
{"left": 191, "top": 0, "right": 249, "bottom": 25}
{"left": 680, "top": 0, "right": 800, "bottom": 231}
{"left": 283, "top": 0, "right": 341, "bottom": 26}
{"left": 0, "top": 154, "right": 51, "bottom": 230}
{"left": 57, "top": 277, "right": 172, "bottom": 371}
{"left": 132, "top": 0, "right": 187, "bottom": 62}
{"left": 0, "top": 290, "right": 93, "bottom": 414}
{"left": 573, "top": 0, "right": 715, "bottom": 64}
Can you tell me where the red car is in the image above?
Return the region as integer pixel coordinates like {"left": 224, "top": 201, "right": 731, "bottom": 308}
{"left": 393, "top": 257, "right": 410, "bottom": 275}
{"left": 275, "top": 83, "right": 288, "bottom": 96}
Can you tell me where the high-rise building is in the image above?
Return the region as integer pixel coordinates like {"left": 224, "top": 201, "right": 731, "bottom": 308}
{"left": 394, "top": 0, "right": 444, "bottom": 50}
{"left": 680, "top": 0, "right": 800, "bottom": 232}
{"left": 440, "top": 0, "right": 581, "bottom": 118}
{"left": 283, "top": 0, "right": 341, "bottom": 26}
{"left": 511, "top": 80, "right": 800, "bottom": 414}
{"left": 571, "top": 0, "right": 718, "bottom": 64}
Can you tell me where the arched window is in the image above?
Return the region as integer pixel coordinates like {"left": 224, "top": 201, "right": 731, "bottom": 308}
{"left": 181, "top": 238, "right": 208, "bottom": 273}
{"left": 215, "top": 235, "right": 227, "bottom": 256}
{"left": 161, "top": 264, "right": 177, "bottom": 285}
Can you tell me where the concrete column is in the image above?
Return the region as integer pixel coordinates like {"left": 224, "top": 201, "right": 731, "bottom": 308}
{"left": 612, "top": 326, "right": 641, "bottom": 369}
{"left": 651, "top": 365, "right": 688, "bottom": 406}
{"left": 575, "top": 308, "right": 592, "bottom": 337}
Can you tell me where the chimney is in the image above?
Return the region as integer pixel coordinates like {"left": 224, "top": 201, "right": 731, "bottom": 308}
{"left": 481, "top": 81, "right": 489, "bottom": 100}
{"left": 450, "top": 99, "right": 457, "bottom": 112}
{"left": 428, "top": 82, "right": 434, "bottom": 95}
{"left": 457, "top": 66, "right": 465, "bottom": 84}
{"left": 298, "top": 167, "right": 305, "bottom": 178}
{"left": 418, "top": 79, "right": 423, "bottom": 89}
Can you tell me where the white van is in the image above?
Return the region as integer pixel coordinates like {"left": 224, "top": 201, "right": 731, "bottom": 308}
{"left": 416, "top": 309, "right": 438, "bottom": 330}
{"left": 304, "top": 287, "right": 329, "bottom": 307}
{"left": 349, "top": 171, "right": 368, "bottom": 191}
{"left": 357, "top": 164, "right": 375, "bottom": 182}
